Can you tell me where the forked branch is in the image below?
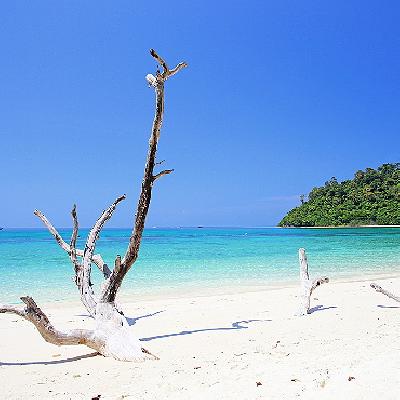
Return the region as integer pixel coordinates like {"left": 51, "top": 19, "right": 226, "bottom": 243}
{"left": 34, "top": 209, "right": 111, "bottom": 278}
{"left": 78, "top": 195, "right": 126, "bottom": 316}
{"left": 2, "top": 50, "right": 186, "bottom": 361}
{"left": 298, "top": 248, "right": 329, "bottom": 315}
{"left": 69, "top": 204, "right": 79, "bottom": 266}
{"left": 149, "top": 48, "right": 188, "bottom": 80}
{"left": 101, "top": 50, "right": 187, "bottom": 303}
{"left": 82, "top": 195, "right": 126, "bottom": 276}
{"left": 0, "top": 297, "right": 157, "bottom": 361}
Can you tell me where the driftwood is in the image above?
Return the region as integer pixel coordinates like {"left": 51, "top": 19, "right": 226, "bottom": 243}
{"left": 298, "top": 248, "right": 329, "bottom": 315}
{"left": 0, "top": 49, "right": 187, "bottom": 361}
{"left": 370, "top": 283, "right": 400, "bottom": 303}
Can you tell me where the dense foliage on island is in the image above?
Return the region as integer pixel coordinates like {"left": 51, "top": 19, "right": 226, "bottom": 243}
{"left": 279, "top": 163, "right": 400, "bottom": 227}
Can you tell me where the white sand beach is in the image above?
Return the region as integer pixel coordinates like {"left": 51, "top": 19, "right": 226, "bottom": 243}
{"left": 1, "top": 275, "right": 399, "bottom": 399}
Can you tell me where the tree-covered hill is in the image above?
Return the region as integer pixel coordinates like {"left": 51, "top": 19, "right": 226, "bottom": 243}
{"left": 279, "top": 163, "right": 400, "bottom": 227}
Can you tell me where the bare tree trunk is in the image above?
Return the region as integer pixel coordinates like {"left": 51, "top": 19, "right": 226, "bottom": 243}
{"left": 1, "top": 49, "right": 187, "bottom": 361}
{"left": 0, "top": 297, "right": 154, "bottom": 361}
{"left": 100, "top": 49, "right": 186, "bottom": 304}
{"left": 298, "top": 248, "right": 329, "bottom": 316}
{"left": 370, "top": 283, "right": 400, "bottom": 303}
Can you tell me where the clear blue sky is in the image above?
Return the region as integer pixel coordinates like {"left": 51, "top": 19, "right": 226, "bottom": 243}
{"left": 1, "top": 1, "right": 399, "bottom": 228}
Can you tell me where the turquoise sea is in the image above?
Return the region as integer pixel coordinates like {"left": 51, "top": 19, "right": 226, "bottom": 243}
{"left": 1, "top": 227, "right": 399, "bottom": 303}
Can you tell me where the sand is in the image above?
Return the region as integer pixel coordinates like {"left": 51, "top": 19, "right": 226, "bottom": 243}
{"left": 1, "top": 275, "right": 400, "bottom": 399}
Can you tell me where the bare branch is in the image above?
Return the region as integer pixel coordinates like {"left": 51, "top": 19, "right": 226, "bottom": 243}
{"left": 69, "top": 204, "right": 85, "bottom": 292}
{"left": 370, "top": 283, "right": 400, "bottom": 303}
{"left": 93, "top": 255, "right": 111, "bottom": 278}
{"left": 1, "top": 50, "right": 185, "bottom": 362}
{"left": 1, "top": 296, "right": 157, "bottom": 361}
{"left": 167, "top": 62, "right": 188, "bottom": 78}
{"left": 150, "top": 48, "right": 168, "bottom": 75}
{"left": 80, "top": 195, "right": 126, "bottom": 315}
{"left": 0, "top": 297, "right": 98, "bottom": 349}
{"left": 298, "top": 248, "right": 329, "bottom": 316}
{"left": 34, "top": 209, "right": 110, "bottom": 278}
{"left": 149, "top": 49, "right": 187, "bottom": 80}
{"left": 83, "top": 195, "right": 126, "bottom": 270}
{"left": 111, "top": 255, "right": 123, "bottom": 281}
{"left": 152, "top": 169, "right": 174, "bottom": 182}
{"left": 101, "top": 50, "right": 187, "bottom": 303}
{"left": 70, "top": 204, "right": 79, "bottom": 266}
{"left": 1, "top": 297, "right": 157, "bottom": 360}
{"left": 310, "top": 276, "right": 329, "bottom": 294}
{"left": 34, "top": 209, "right": 70, "bottom": 252}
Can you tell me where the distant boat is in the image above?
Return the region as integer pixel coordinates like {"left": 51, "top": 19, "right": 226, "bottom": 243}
{"left": 0, "top": 227, "right": 3, "bottom": 230}
{"left": 197, "top": 226, "right": 204, "bottom": 229}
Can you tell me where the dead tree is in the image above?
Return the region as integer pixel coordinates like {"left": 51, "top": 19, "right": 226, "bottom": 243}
{"left": 0, "top": 49, "right": 187, "bottom": 361}
{"left": 298, "top": 248, "right": 329, "bottom": 315}
{"left": 370, "top": 283, "right": 400, "bottom": 303}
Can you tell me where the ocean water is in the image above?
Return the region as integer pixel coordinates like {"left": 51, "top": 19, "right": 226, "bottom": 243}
{"left": 0, "top": 227, "right": 399, "bottom": 303}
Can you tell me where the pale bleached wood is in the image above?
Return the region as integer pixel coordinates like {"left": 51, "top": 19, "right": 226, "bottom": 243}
{"left": 148, "top": 48, "right": 187, "bottom": 80}
{"left": 152, "top": 169, "right": 174, "bottom": 182}
{"left": 0, "top": 297, "right": 157, "bottom": 361}
{"left": 0, "top": 297, "right": 98, "bottom": 348}
{"left": 1, "top": 50, "right": 186, "bottom": 361}
{"left": 69, "top": 204, "right": 79, "bottom": 266}
{"left": 68, "top": 204, "right": 94, "bottom": 315}
{"left": 36, "top": 198, "right": 125, "bottom": 317}
{"left": 101, "top": 49, "right": 187, "bottom": 303}
{"left": 298, "top": 248, "right": 329, "bottom": 315}
{"left": 34, "top": 209, "right": 111, "bottom": 278}
{"left": 79, "top": 195, "right": 126, "bottom": 316}
{"left": 370, "top": 283, "right": 400, "bottom": 303}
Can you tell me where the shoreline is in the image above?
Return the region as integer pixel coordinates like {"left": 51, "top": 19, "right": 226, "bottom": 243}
{"left": 108, "top": 269, "right": 400, "bottom": 304}
{"left": 31, "top": 269, "right": 400, "bottom": 308}
{"left": 280, "top": 224, "right": 400, "bottom": 229}
{"left": 3, "top": 224, "right": 400, "bottom": 230}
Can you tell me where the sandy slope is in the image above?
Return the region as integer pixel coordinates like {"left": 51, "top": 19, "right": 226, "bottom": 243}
{"left": 1, "top": 276, "right": 400, "bottom": 400}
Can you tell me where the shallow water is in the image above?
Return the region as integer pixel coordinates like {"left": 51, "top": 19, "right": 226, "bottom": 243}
{"left": 0, "top": 227, "right": 399, "bottom": 303}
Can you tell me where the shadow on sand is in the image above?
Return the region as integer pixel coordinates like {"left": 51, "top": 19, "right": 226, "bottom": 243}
{"left": 74, "top": 310, "right": 166, "bottom": 325}
{"left": 0, "top": 352, "right": 99, "bottom": 366}
{"left": 1, "top": 316, "right": 268, "bottom": 365}
{"left": 377, "top": 304, "right": 400, "bottom": 309}
{"left": 140, "top": 319, "right": 270, "bottom": 342}
{"left": 126, "top": 310, "right": 165, "bottom": 326}
{"left": 0, "top": 311, "right": 166, "bottom": 366}
{"left": 308, "top": 304, "right": 337, "bottom": 314}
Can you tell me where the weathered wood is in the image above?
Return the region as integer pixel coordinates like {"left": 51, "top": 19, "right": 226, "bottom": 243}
{"left": 152, "top": 169, "right": 174, "bottom": 182}
{"left": 67, "top": 204, "right": 96, "bottom": 316}
{"left": 36, "top": 198, "right": 125, "bottom": 317}
{"left": 69, "top": 205, "right": 79, "bottom": 266}
{"left": 1, "top": 50, "right": 186, "bottom": 361}
{"left": 101, "top": 49, "right": 187, "bottom": 303}
{"left": 0, "top": 297, "right": 157, "bottom": 361}
{"left": 79, "top": 195, "right": 126, "bottom": 316}
{"left": 298, "top": 248, "right": 329, "bottom": 315}
{"left": 0, "top": 297, "right": 97, "bottom": 348}
{"left": 370, "top": 283, "right": 400, "bottom": 303}
{"left": 34, "top": 209, "right": 111, "bottom": 278}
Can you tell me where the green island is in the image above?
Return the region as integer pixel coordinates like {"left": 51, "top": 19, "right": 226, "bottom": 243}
{"left": 279, "top": 163, "right": 400, "bottom": 227}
